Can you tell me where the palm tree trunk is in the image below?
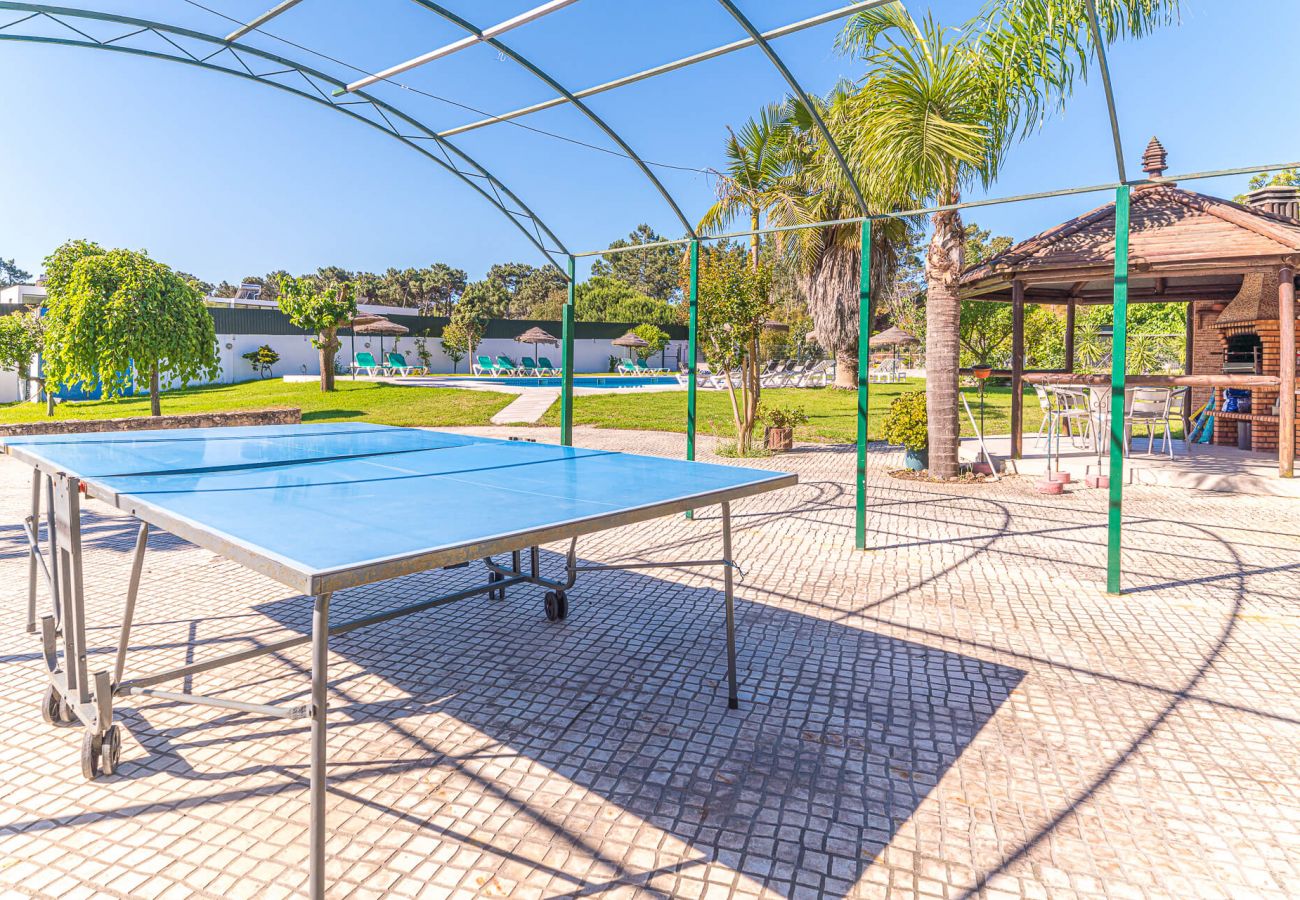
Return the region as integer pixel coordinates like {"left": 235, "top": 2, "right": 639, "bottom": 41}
{"left": 149, "top": 365, "right": 161, "bottom": 417}
{"left": 750, "top": 210, "right": 761, "bottom": 270}
{"left": 925, "top": 207, "right": 965, "bottom": 478}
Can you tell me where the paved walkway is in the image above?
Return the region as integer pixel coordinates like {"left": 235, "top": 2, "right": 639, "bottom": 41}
{"left": 490, "top": 390, "right": 560, "bottom": 425}
{"left": 1, "top": 426, "right": 1298, "bottom": 898}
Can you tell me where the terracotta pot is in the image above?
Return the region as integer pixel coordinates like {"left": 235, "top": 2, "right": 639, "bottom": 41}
{"left": 764, "top": 426, "right": 793, "bottom": 452}
{"left": 1036, "top": 479, "right": 1065, "bottom": 495}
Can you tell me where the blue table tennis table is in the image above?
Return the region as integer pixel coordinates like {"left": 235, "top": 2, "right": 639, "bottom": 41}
{"left": 4, "top": 422, "right": 795, "bottom": 898}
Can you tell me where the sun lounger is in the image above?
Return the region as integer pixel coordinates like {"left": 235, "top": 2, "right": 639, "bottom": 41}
{"left": 495, "top": 355, "right": 519, "bottom": 374}
{"left": 472, "top": 355, "right": 496, "bottom": 375}
{"left": 386, "top": 352, "right": 426, "bottom": 376}
{"left": 520, "top": 357, "right": 543, "bottom": 376}
{"left": 537, "top": 356, "right": 560, "bottom": 376}
{"left": 351, "top": 351, "right": 388, "bottom": 377}
{"left": 617, "top": 359, "right": 639, "bottom": 375}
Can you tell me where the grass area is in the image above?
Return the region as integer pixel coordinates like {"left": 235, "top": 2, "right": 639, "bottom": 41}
{"left": 0, "top": 378, "right": 515, "bottom": 427}
{"left": 539, "top": 379, "right": 1046, "bottom": 444}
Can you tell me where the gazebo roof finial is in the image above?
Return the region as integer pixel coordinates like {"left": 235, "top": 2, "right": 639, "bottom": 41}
{"left": 1142, "top": 136, "right": 1168, "bottom": 179}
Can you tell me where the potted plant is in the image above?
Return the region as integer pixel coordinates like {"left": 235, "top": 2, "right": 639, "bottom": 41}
{"left": 881, "top": 390, "right": 928, "bottom": 470}
{"left": 761, "top": 405, "right": 808, "bottom": 452}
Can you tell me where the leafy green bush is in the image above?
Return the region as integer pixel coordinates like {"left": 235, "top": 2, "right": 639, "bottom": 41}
{"left": 761, "top": 404, "right": 809, "bottom": 430}
{"left": 881, "top": 391, "right": 927, "bottom": 452}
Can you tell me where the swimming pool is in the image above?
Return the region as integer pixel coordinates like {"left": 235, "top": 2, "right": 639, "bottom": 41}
{"left": 475, "top": 375, "right": 679, "bottom": 388}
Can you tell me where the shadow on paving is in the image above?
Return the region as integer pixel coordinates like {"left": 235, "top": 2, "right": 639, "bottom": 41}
{"left": 244, "top": 554, "right": 1024, "bottom": 897}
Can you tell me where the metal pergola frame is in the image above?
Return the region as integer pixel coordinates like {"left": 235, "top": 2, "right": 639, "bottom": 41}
{"left": 6, "top": 3, "right": 1300, "bottom": 897}
{"left": 2, "top": 1, "right": 1294, "bottom": 589}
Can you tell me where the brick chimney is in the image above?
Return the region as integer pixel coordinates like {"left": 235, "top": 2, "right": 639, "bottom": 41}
{"left": 1245, "top": 184, "right": 1300, "bottom": 220}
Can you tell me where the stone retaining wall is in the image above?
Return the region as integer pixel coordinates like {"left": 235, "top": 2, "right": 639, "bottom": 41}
{"left": 0, "top": 406, "right": 301, "bottom": 438}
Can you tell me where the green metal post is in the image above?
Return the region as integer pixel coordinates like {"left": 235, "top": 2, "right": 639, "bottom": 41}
{"left": 855, "top": 219, "right": 872, "bottom": 550}
{"left": 560, "top": 255, "right": 575, "bottom": 446}
{"left": 1106, "top": 185, "right": 1131, "bottom": 594}
{"left": 685, "top": 240, "right": 700, "bottom": 519}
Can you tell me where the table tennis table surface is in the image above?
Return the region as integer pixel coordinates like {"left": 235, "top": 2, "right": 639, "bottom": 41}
{"left": 2, "top": 423, "right": 796, "bottom": 594}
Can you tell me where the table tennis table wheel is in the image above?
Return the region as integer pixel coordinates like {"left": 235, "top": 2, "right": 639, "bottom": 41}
{"left": 80, "top": 724, "right": 121, "bottom": 779}
{"left": 544, "top": 590, "right": 568, "bottom": 622}
{"left": 41, "top": 685, "right": 75, "bottom": 727}
{"left": 488, "top": 571, "right": 505, "bottom": 601}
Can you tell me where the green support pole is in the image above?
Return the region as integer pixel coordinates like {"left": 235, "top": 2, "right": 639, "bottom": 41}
{"left": 855, "top": 219, "right": 872, "bottom": 550}
{"left": 1106, "top": 185, "right": 1131, "bottom": 594}
{"left": 685, "top": 240, "right": 700, "bottom": 519}
{"left": 560, "top": 255, "right": 576, "bottom": 447}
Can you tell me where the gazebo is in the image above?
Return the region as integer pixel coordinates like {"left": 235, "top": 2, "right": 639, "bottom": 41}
{"left": 960, "top": 138, "right": 1298, "bottom": 477}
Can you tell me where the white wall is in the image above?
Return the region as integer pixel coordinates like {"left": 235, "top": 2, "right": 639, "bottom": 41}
{"left": 213, "top": 333, "right": 688, "bottom": 379}
{"left": 0, "top": 369, "right": 21, "bottom": 404}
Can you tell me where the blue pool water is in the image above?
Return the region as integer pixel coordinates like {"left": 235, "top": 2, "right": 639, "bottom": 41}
{"left": 476, "top": 375, "right": 679, "bottom": 388}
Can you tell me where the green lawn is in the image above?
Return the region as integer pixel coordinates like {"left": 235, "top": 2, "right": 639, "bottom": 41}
{"left": 0, "top": 379, "right": 515, "bottom": 427}
{"left": 539, "top": 379, "right": 1046, "bottom": 444}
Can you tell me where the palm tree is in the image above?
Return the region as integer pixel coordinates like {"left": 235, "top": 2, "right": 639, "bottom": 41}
{"left": 839, "top": 0, "right": 1179, "bottom": 477}
{"left": 771, "top": 88, "right": 914, "bottom": 389}
{"left": 699, "top": 104, "right": 803, "bottom": 269}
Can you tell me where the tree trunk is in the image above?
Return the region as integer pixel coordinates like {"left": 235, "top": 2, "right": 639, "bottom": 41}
{"left": 750, "top": 210, "right": 761, "bottom": 270}
{"left": 320, "top": 328, "right": 337, "bottom": 392}
{"left": 149, "top": 365, "right": 161, "bottom": 417}
{"left": 833, "top": 350, "right": 856, "bottom": 389}
{"left": 925, "top": 208, "right": 965, "bottom": 478}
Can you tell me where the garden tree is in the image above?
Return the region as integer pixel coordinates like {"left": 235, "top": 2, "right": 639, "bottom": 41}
{"left": 1074, "top": 300, "right": 1185, "bottom": 373}
{"left": 1, "top": 256, "right": 33, "bottom": 286}
{"left": 881, "top": 226, "right": 927, "bottom": 343}
{"left": 516, "top": 267, "right": 568, "bottom": 319}
{"left": 1235, "top": 168, "right": 1299, "bottom": 203}
{"left": 840, "top": 0, "right": 1180, "bottom": 477}
{"left": 41, "top": 241, "right": 219, "bottom": 416}
{"left": 574, "top": 276, "right": 678, "bottom": 324}
{"left": 631, "top": 323, "right": 671, "bottom": 363}
{"left": 697, "top": 246, "right": 773, "bottom": 455}
{"left": 422, "top": 263, "right": 467, "bottom": 315}
{"left": 441, "top": 304, "right": 485, "bottom": 371}
{"left": 590, "top": 224, "right": 683, "bottom": 302}
{"left": 958, "top": 225, "right": 1015, "bottom": 365}
{"left": 241, "top": 344, "right": 280, "bottom": 378}
{"left": 486, "top": 262, "right": 538, "bottom": 316}
{"left": 212, "top": 280, "right": 239, "bottom": 298}
{"left": 176, "top": 272, "right": 215, "bottom": 295}
{"left": 0, "top": 307, "right": 48, "bottom": 410}
{"left": 699, "top": 105, "right": 800, "bottom": 269}
{"left": 275, "top": 273, "right": 358, "bottom": 392}
{"left": 457, "top": 279, "right": 510, "bottom": 320}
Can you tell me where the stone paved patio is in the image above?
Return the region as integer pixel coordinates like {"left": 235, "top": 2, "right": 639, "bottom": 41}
{"left": 1, "top": 425, "right": 1297, "bottom": 899}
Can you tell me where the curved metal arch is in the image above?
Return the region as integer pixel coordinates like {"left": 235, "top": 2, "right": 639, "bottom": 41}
{"left": 406, "top": 0, "right": 698, "bottom": 240}
{"left": 715, "top": 0, "right": 869, "bottom": 217}
{"left": 0, "top": 2, "right": 571, "bottom": 271}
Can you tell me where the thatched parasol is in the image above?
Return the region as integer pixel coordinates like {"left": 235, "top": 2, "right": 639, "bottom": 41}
{"left": 868, "top": 325, "right": 918, "bottom": 348}
{"left": 514, "top": 326, "right": 559, "bottom": 366}
{"left": 612, "top": 330, "right": 649, "bottom": 361}
{"left": 353, "top": 316, "right": 409, "bottom": 363}
{"left": 869, "top": 325, "right": 918, "bottom": 372}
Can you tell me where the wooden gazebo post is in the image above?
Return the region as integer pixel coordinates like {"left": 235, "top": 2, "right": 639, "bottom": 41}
{"left": 1281, "top": 266, "right": 1296, "bottom": 478}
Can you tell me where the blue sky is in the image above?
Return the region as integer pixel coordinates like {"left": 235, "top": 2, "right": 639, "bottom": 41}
{"left": 1, "top": 0, "right": 1296, "bottom": 285}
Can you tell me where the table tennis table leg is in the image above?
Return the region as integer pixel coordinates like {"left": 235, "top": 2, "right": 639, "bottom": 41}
{"left": 308, "top": 591, "right": 331, "bottom": 900}
{"left": 26, "top": 469, "right": 40, "bottom": 634}
{"left": 721, "top": 501, "right": 738, "bottom": 710}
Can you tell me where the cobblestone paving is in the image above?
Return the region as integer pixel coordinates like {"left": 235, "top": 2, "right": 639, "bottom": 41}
{"left": 0, "top": 425, "right": 1297, "bottom": 899}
